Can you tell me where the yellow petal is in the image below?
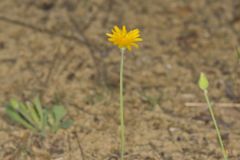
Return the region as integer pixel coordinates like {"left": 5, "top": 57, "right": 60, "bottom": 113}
{"left": 122, "top": 25, "right": 127, "bottom": 34}
{"left": 114, "top": 25, "right": 121, "bottom": 33}
{"left": 134, "top": 38, "right": 142, "bottom": 42}
{"left": 106, "top": 33, "right": 113, "bottom": 37}
{"left": 132, "top": 43, "right": 139, "bottom": 48}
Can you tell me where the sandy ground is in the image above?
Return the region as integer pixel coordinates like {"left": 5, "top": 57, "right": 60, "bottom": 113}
{"left": 0, "top": 0, "right": 240, "bottom": 159}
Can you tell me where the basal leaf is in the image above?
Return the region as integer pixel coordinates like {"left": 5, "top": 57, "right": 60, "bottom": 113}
{"left": 5, "top": 107, "right": 36, "bottom": 132}
{"left": 52, "top": 105, "right": 66, "bottom": 123}
{"left": 33, "top": 97, "right": 43, "bottom": 125}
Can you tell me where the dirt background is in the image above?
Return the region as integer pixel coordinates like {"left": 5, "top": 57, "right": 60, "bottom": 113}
{"left": 0, "top": 0, "right": 240, "bottom": 159}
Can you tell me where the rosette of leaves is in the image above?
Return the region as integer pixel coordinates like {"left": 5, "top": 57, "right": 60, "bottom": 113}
{"left": 5, "top": 97, "right": 73, "bottom": 135}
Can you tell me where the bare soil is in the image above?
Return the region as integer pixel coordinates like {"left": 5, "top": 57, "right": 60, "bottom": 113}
{"left": 0, "top": 0, "right": 240, "bottom": 159}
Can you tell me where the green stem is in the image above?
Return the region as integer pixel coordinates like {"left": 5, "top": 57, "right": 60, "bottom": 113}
{"left": 120, "top": 48, "right": 125, "bottom": 160}
{"left": 204, "top": 90, "right": 228, "bottom": 160}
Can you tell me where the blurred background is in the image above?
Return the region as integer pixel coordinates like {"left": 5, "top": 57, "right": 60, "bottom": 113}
{"left": 0, "top": 0, "right": 240, "bottom": 159}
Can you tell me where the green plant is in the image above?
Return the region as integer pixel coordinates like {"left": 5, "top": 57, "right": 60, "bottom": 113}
{"left": 5, "top": 97, "right": 73, "bottom": 135}
{"left": 106, "top": 25, "right": 142, "bottom": 160}
{"left": 198, "top": 73, "right": 228, "bottom": 160}
{"left": 47, "top": 104, "right": 73, "bottom": 133}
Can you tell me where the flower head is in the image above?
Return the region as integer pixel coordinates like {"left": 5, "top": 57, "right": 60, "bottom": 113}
{"left": 106, "top": 25, "right": 142, "bottom": 51}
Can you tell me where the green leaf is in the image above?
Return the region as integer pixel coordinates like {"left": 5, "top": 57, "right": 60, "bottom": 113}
{"left": 33, "top": 97, "right": 43, "bottom": 125}
{"left": 18, "top": 103, "right": 35, "bottom": 127}
{"left": 5, "top": 107, "right": 36, "bottom": 132}
{"left": 41, "top": 109, "right": 48, "bottom": 133}
{"left": 198, "top": 72, "right": 209, "bottom": 90}
{"left": 60, "top": 119, "right": 73, "bottom": 129}
{"left": 42, "top": 109, "right": 48, "bottom": 127}
{"left": 26, "top": 102, "right": 42, "bottom": 130}
{"left": 47, "top": 111, "right": 55, "bottom": 126}
{"left": 47, "top": 112, "right": 59, "bottom": 133}
{"left": 9, "top": 99, "right": 20, "bottom": 110}
{"left": 52, "top": 105, "right": 67, "bottom": 123}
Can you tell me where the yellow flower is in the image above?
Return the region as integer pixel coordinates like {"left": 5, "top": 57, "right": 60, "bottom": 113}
{"left": 106, "top": 25, "right": 142, "bottom": 51}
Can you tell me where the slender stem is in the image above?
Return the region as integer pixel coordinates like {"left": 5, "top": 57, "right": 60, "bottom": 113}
{"left": 204, "top": 90, "right": 228, "bottom": 160}
{"left": 120, "top": 48, "right": 125, "bottom": 160}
